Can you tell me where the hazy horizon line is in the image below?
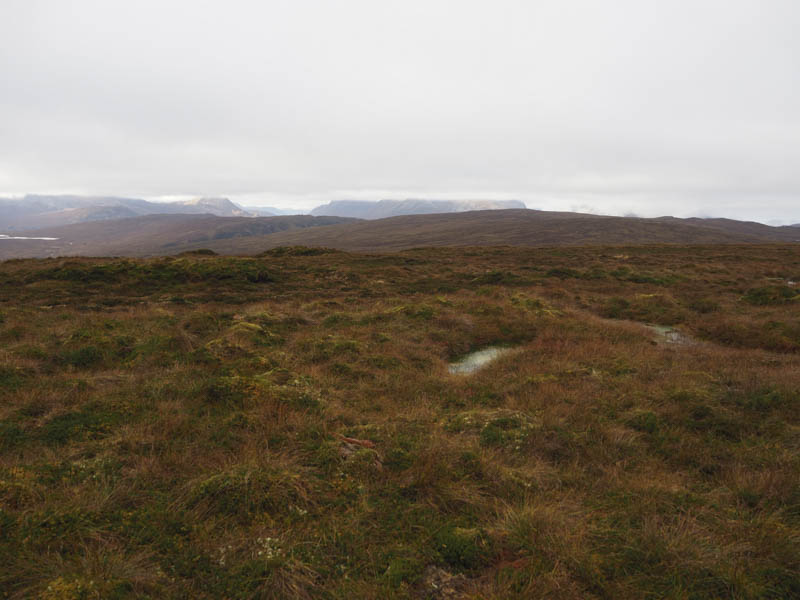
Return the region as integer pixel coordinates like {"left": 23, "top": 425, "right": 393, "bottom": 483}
{"left": 1, "top": 190, "right": 798, "bottom": 226}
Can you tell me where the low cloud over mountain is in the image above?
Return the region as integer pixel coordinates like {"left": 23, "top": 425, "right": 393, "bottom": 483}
{"left": 0, "top": 195, "right": 252, "bottom": 230}
{"left": 310, "top": 199, "right": 526, "bottom": 220}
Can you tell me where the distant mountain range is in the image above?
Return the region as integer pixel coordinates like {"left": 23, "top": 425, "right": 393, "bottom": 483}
{"left": 1, "top": 208, "right": 798, "bottom": 260}
{"left": 0, "top": 196, "right": 529, "bottom": 230}
{"left": 0, "top": 195, "right": 253, "bottom": 230}
{"left": 310, "top": 199, "right": 526, "bottom": 219}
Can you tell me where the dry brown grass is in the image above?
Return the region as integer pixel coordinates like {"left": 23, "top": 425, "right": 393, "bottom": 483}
{"left": 0, "top": 244, "right": 798, "bottom": 598}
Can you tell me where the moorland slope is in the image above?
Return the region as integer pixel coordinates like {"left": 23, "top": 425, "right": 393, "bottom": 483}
{"left": 1, "top": 244, "right": 799, "bottom": 598}
{"left": 2, "top": 209, "right": 798, "bottom": 259}
{"left": 309, "top": 199, "right": 526, "bottom": 219}
{"left": 192, "top": 209, "right": 800, "bottom": 254}
{"left": 0, "top": 214, "right": 358, "bottom": 259}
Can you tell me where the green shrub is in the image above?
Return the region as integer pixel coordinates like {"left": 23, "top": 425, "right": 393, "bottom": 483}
{"left": 611, "top": 267, "right": 675, "bottom": 284}
{"left": 259, "top": 246, "right": 336, "bottom": 257}
{"left": 0, "top": 421, "right": 26, "bottom": 451}
{"left": 59, "top": 345, "right": 104, "bottom": 369}
{"left": 479, "top": 424, "right": 505, "bottom": 447}
{"left": 477, "top": 270, "right": 520, "bottom": 284}
{"left": 39, "top": 405, "right": 122, "bottom": 446}
{"left": 188, "top": 465, "right": 309, "bottom": 520}
{"left": 546, "top": 267, "right": 581, "bottom": 279}
{"left": 684, "top": 404, "right": 742, "bottom": 440}
{"left": 743, "top": 286, "right": 798, "bottom": 306}
{"left": 601, "top": 297, "right": 630, "bottom": 319}
{"left": 273, "top": 378, "right": 323, "bottom": 411}
{"left": 687, "top": 298, "right": 720, "bottom": 313}
{"left": 204, "top": 376, "right": 251, "bottom": 410}
{"left": 434, "top": 526, "right": 491, "bottom": 571}
{"left": 177, "top": 248, "right": 217, "bottom": 256}
{"left": 322, "top": 313, "right": 354, "bottom": 327}
{"left": 384, "top": 555, "right": 424, "bottom": 587}
{"left": 599, "top": 294, "right": 685, "bottom": 325}
{"left": 626, "top": 411, "right": 659, "bottom": 434}
{"left": 0, "top": 366, "right": 28, "bottom": 392}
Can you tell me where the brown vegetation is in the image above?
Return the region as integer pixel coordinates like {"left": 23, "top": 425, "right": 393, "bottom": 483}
{"left": 0, "top": 214, "right": 357, "bottom": 259}
{"left": 0, "top": 244, "right": 799, "bottom": 598}
{"left": 2, "top": 210, "right": 799, "bottom": 259}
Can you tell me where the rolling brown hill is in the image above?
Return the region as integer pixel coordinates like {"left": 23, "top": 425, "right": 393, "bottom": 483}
{"left": 655, "top": 216, "right": 800, "bottom": 242}
{"left": 309, "top": 198, "right": 526, "bottom": 219}
{"left": 1, "top": 209, "right": 798, "bottom": 259}
{"left": 192, "top": 209, "right": 800, "bottom": 254}
{"left": 0, "top": 213, "right": 357, "bottom": 259}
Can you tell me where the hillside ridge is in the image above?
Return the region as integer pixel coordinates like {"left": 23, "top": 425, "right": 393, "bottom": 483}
{"left": 2, "top": 208, "right": 798, "bottom": 259}
{"left": 310, "top": 198, "right": 526, "bottom": 219}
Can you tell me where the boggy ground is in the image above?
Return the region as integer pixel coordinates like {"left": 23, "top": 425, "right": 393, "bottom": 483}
{"left": 0, "top": 244, "right": 799, "bottom": 599}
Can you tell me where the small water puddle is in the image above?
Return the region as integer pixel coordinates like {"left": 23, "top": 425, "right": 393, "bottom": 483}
{"left": 0, "top": 234, "right": 59, "bottom": 240}
{"left": 448, "top": 346, "right": 512, "bottom": 375}
{"left": 645, "top": 324, "right": 693, "bottom": 345}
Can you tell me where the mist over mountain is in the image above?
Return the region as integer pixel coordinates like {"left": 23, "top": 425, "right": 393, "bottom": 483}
{"left": 244, "top": 206, "right": 305, "bottom": 217}
{"left": 0, "top": 195, "right": 252, "bottom": 230}
{"left": 310, "top": 199, "right": 526, "bottom": 219}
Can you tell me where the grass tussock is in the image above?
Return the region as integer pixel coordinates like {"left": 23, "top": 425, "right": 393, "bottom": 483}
{"left": 1, "top": 244, "right": 799, "bottom": 598}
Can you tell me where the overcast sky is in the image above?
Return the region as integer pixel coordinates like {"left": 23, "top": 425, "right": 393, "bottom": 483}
{"left": 1, "top": 0, "right": 798, "bottom": 222}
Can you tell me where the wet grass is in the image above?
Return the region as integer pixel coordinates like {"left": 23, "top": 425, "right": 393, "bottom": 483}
{"left": 0, "top": 244, "right": 799, "bottom": 598}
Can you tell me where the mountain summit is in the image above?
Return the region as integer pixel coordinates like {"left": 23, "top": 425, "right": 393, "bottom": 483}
{"left": 171, "top": 197, "right": 251, "bottom": 216}
{"left": 0, "top": 195, "right": 253, "bottom": 229}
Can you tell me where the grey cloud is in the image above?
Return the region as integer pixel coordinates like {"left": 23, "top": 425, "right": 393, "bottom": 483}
{"left": 1, "top": 0, "right": 798, "bottom": 222}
